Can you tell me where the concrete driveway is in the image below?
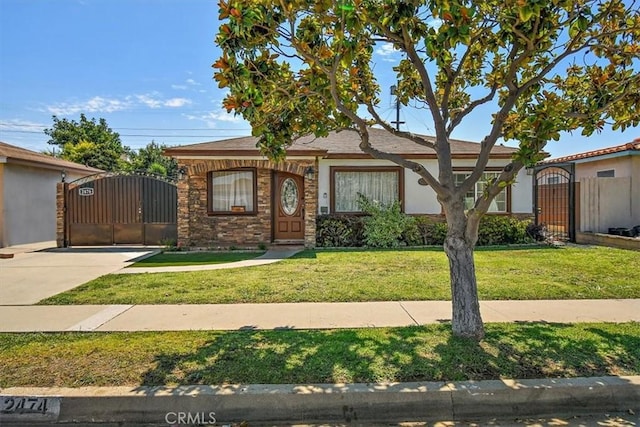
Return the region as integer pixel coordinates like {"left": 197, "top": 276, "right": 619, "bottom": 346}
{"left": 0, "top": 242, "right": 156, "bottom": 305}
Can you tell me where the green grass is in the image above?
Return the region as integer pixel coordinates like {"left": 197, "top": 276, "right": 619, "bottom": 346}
{"left": 1, "top": 322, "right": 638, "bottom": 387}
{"left": 40, "top": 246, "right": 640, "bottom": 305}
{"left": 128, "top": 251, "right": 265, "bottom": 267}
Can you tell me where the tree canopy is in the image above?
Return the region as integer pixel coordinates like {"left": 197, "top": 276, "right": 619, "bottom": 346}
{"left": 214, "top": 0, "right": 640, "bottom": 339}
{"left": 44, "top": 115, "right": 177, "bottom": 177}
{"left": 128, "top": 140, "right": 178, "bottom": 177}
{"left": 45, "top": 114, "right": 128, "bottom": 171}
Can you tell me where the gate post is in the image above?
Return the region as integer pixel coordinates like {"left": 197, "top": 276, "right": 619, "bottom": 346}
{"left": 176, "top": 165, "right": 190, "bottom": 248}
{"left": 56, "top": 182, "right": 68, "bottom": 248}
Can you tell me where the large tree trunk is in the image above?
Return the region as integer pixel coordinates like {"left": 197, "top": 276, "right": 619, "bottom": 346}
{"left": 443, "top": 207, "right": 485, "bottom": 341}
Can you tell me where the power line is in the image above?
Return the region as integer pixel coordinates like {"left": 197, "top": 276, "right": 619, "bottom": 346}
{"left": 0, "top": 123, "right": 251, "bottom": 132}
{"left": 0, "top": 130, "right": 250, "bottom": 138}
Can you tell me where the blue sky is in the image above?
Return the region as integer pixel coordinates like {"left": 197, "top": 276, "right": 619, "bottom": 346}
{"left": 0, "top": 0, "right": 636, "bottom": 159}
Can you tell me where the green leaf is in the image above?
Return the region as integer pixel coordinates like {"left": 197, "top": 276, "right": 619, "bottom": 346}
{"left": 518, "top": 6, "right": 533, "bottom": 23}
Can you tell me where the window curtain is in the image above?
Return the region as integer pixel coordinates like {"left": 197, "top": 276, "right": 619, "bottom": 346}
{"left": 335, "top": 171, "right": 398, "bottom": 212}
{"left": 211, "top": 171, "right": 254, "bottom": 211}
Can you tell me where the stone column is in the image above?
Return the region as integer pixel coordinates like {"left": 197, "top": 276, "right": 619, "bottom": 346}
{"left": 56, "top": 182, "right": 66, "bottom": 248}
{"left": 176, "top": 165, "right": 190, "bottom": 248}
{"left": 304, "top": 159, "right": 319, "bottom": 248}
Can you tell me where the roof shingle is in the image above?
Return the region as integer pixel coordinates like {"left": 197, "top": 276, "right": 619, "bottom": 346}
{"left": 165, "top": 128, "right": 518, "bottom": 159}
{"left": 541, "top": 138, "right": 640, "bottom": 164}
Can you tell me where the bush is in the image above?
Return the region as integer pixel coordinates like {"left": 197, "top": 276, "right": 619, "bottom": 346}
{"left": 316, "top": 215, "right": 365, "bottom": 247}
{"left": 414, "top": 217, "right": 448, "bottom": 245}
{"left": 357, "top": 195, "right": 417, "bottom": 247}
{"left": 476, "top": 215, "right": 533, "bottom": 246}
{"left": 526, "top": 222, "right": 547, "bottom": 242}
{"left": 316, "top": 210, "right": 537, "bottom": 248}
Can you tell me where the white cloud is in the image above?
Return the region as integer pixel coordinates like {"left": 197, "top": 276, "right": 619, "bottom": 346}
{"left": 186, "top": 78, "right": 200, "bottom": 86}
{"left": 0, "top": 118, "right": 47, "bottom": 132}
{"left": 184, "top": 111, "right": 243, "bottom": 127}
{"left": 164, "top": 98, "right": 191, "bottom": 107}
{"left": 171, "top": 84, "right": 188, "bottom": 90}
{"left": 45, "top": 93, "right": 192, "bottom": 115}
{"left": 47, "top": 96, "right": 131, "bottom": 115}
{"left": 375, "top": 43, "right": 400, "bottom": 62}
{"left": 136, "top": 94, "right": 163, "bottom": 109}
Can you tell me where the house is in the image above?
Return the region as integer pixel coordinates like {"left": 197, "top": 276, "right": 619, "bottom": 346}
{"left": 538, "top": 138, "right": 640, "bottom": 236}
{"left": 0, "top": 141, "right": 101, "bottom": 247}
{"left": 164, "top": 128, "right": 533, "bottom": 248}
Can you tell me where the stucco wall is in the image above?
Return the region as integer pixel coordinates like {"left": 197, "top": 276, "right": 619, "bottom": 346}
{"left": 575, "top": 156, "right": 634, "bottom": 179}
{"left": 575, "top": 154, "right": 640, "bottom": 232}
{"left": 317, "top": 158, "right": 533, "bottom": 215}
{"left": 1, "top": 164, "right": 87, "bottom": 247}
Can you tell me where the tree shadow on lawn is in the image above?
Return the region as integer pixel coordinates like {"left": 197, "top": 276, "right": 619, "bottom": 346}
{"left": 133, "top": 322, "right": 639, "bottom": 395}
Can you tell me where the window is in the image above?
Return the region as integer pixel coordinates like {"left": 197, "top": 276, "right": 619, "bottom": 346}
{"left": 331, "top": 167, "right": 403, "bottom": 213}
{"left": 597, "top": 169, "right": 615, "bottom": 178}
{"left": 453, "top": 171, "right": 508, "bottom": 213}
{"left": 208, "top": 169, "right": 256, "bottom": 214}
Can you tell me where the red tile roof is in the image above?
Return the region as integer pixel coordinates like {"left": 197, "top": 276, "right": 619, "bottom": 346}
{"left": 165, "top": 128, "right": 518, "bottom": 159}
{"left": 0, "top": 141, "right": 103, "bottom": 173}
{"left": 542, "top": 138, "right": 640, "bottom": 164}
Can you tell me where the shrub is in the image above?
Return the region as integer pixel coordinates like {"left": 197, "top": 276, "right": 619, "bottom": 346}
{"left": 316, "top": 215, "right": 365, "bottom": 247}
{"left": 476, "top": 215, "right": 533, "bottom": 245}
{"left": 526, "top": 222, "right": 547, "bottom": 242}
{"left": 414, "top": 216, "right": 448, "bottom": 245}
{"left": 357, "top": 195, "right": 416, "bottom": 248}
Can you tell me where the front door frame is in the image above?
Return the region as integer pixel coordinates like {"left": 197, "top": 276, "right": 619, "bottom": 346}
{"left": 272, "top": 171, "right": 305, "bottom": 242}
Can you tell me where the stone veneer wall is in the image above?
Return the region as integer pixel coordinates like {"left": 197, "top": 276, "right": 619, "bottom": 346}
{"left": 56, "top": 182, "right": 65, "bottom": 247}
{"left": 177, "top": 158, "right": 317, "bottom": 248}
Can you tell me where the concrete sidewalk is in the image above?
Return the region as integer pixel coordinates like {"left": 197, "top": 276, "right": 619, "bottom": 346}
{"left": 1, "top": 299, "right": 638, "bottom": 332}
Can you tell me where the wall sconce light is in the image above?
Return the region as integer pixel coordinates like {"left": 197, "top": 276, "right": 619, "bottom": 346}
{"left": 61, "top": 170, "right": 67, "bottom": 183}
{"left": 526, "top": 167, "right": 534, "bottom": 175}
{"left": 322, "top": 192, "right": 328, "bottom": 199}
{"left": 304, "top": 166, "right": 315, "bottom": 180}
{"left": 177, "top": 166, "right": 187, "bottom": 180}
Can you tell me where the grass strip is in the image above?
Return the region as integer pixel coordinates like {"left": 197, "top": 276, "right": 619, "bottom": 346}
{"left": 1, "top": 322, "right": 638, "bottom": 387}
{"left": 41, "top": 246, "right": 640, "bottom": 305}
{"left": 128, "top": 251, "right": 266, "bottom": 268}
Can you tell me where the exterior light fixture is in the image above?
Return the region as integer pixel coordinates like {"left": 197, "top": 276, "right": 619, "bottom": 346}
{"left": 304, "top": 166, "right": 315, "bottom": 179}
{"left": 61, "top": 170, "right": 66, "bottom": 182}
{"left": 177, "top": 166, "right": 187, "bottom": 180}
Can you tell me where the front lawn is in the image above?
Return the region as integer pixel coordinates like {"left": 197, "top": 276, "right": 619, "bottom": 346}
{"left": 128, "top": 251, "right": 265, "bottom": 268}
{"left": 1, "top": 322, "right": 638, "bottom": 387}
{"left": 40, "top": 246, "right": 640, "bottom": 305}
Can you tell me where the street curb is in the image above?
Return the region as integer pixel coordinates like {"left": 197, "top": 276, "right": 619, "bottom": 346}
{"left": 1, "top": 376, "right": 639, "bottom": 425}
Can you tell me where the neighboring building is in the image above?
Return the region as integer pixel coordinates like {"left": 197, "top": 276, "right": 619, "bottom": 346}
{"left": 540, "top": 138, "right": 640, "bottom": 234}
{"left": 165, "top": 128, "right": 533, "bottom": 248}
{"left": 0, "top": 141, "right": 101, "bottom": 247}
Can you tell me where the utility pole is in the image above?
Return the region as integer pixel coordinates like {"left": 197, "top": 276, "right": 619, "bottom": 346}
{"left": 390, "top": 84, "right": 405, "bottom": 131}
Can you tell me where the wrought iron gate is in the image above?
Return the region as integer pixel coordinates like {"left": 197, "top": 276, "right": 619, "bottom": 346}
{"left": 533, "top": 163, "right": 575, "bottom": 242}
{"left": 64, "top": 172, "right": 177, "bottom": 246}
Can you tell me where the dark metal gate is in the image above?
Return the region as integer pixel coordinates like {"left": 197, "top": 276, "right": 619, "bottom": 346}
{"left": 64, "top": 173, "right": 177, "bottom": 246}
{"left": 533, "top": 163, "right": 575, "bottom": 242}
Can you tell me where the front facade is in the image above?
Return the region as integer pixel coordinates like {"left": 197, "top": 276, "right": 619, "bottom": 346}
{"left": 166, "top": 129, "right": 533, "bottom": 248}
{"left": 0, "top": 141, "right": 100, "bottom": 247}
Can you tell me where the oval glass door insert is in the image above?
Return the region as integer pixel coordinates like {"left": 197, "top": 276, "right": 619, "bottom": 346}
{"left": 281, "top": 178, "right": 299, "bottom": 215}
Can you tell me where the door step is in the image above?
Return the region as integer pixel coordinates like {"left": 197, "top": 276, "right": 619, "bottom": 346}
{"left": 272, "top": 239, "right": 305, "bottom": 245}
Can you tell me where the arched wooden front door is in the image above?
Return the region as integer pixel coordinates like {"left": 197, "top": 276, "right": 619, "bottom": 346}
{"left": 273, "top": 172, "right": 304, "bottom": 241}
